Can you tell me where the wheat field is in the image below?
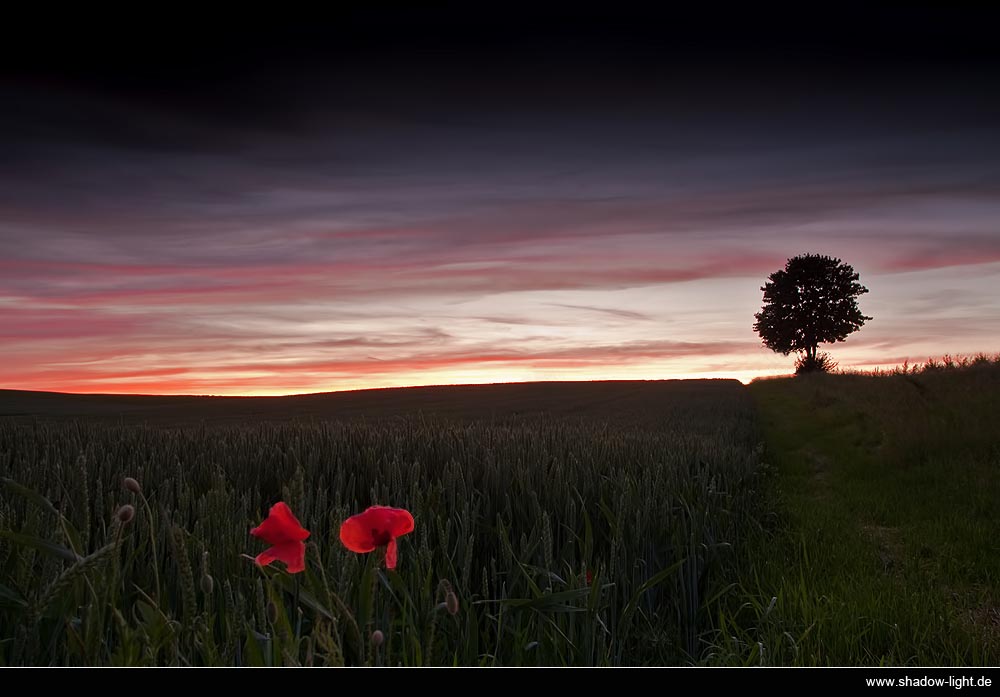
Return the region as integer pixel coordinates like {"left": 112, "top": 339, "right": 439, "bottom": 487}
{"left": 0, "top": 380, "right": 761, "bottom": 666}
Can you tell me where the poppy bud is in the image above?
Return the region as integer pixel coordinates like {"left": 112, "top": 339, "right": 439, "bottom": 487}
{"left": 123, "top": 477, "right": 142, "bottom": 495}
{"left": 201, "top": 574, "right": 214, "bottom": 595}
{"left": 371, "top": 630, "right": 385, "bottom": 648}
{"left": 266, "top": 600, "right": 278, "bottom": 625}
{"left": 445, "top": 590, "right": 459, "bottom": 616}
{"left": 116, "top": 504, "right": 135, "bottom": 524}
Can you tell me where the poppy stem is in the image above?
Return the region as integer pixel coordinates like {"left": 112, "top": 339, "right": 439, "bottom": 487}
{"left": 137, "top": 490, "right": 161, "bottom": 603}
{"left": 366, "top": 554, "right": 377, "bottom": 665}
{"left": 293, "top": 573, "right": 302, "bottom": 641}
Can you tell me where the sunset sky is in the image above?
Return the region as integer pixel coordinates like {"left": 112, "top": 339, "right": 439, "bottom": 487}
{"left": 2, "top": 8, "right": 999, "bottom": 395}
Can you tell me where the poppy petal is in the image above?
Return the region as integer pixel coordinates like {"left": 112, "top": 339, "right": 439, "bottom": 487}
{"left": 255, "top": 541, "right": 307, "bottom": 574}
{"left": 362, "top": 506, "right": 398, "bottom": 533}
{"left": 385, "top": 538, "right": 398, "bottom": 570}
{"left": 251, "top": 502, "right": 310, "bottom": 544}
{"left": 339, "top": 515, "right": 377, "bottom": 553}
{"left": 386, "top": 508, "right": 415, "bottom": 538}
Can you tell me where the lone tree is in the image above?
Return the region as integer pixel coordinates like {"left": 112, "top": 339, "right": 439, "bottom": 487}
{"left": 753, "top": 254, "right": 872, "bottom": 373}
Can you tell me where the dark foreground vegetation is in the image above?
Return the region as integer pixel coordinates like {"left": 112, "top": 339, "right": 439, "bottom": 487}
{"left": 0, "top": 380, "right": 760, "bottom": 665}
{"left": 1, "top": 362, "right": 997, "bottom": 665}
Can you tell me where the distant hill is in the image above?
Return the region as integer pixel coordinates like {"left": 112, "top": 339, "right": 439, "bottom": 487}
{"left": 0, "top": 379, "right": 742, "bottom": 425}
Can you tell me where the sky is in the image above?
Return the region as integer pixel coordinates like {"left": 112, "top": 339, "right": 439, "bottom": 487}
{"left": 2, "top": 8, "right": 999, "bottom": 395}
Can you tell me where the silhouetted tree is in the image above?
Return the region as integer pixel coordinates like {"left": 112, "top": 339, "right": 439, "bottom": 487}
{"left": 754, "top": 254, "right": 872, "bottom": 373}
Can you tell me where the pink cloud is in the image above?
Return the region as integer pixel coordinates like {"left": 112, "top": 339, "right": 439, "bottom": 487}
{"left": 877, "top": 248, "right": 1000, "bottom": 273}
{"left": 0, "top": 307, "right": 145, "bottom": 339}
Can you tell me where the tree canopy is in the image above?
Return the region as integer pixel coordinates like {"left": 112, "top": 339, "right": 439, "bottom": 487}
{"left": 753, "top": 254, "right": 871, "bottom": 371}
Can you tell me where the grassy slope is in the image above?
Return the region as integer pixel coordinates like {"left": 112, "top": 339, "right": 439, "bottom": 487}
{"left": 717, "top": 366, "right": 1000, "bottom": 665}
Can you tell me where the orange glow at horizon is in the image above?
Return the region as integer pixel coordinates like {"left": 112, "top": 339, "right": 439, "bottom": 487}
{"left": 9, "top": 367, "right": 793, "bottom": 397}
{"left": 5, "top": 259, "right": 1000, "bottom": 396}
{"left": 5, "top": 346, "right": 996, "bottom": 398}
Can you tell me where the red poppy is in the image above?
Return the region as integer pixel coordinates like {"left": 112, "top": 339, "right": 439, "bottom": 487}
{"left": 339, "top": 505, "right": 415, "bottom": 570}
{"left": 250, "top": 502, "right": 310, "bottom": 574}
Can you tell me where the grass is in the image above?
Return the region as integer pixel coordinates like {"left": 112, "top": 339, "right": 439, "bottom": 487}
{"left": 709, "top": 362, "right": 1000, "bottom": 665}
{"left": 0, "top": 380, "right": 761, "bottom": 666}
